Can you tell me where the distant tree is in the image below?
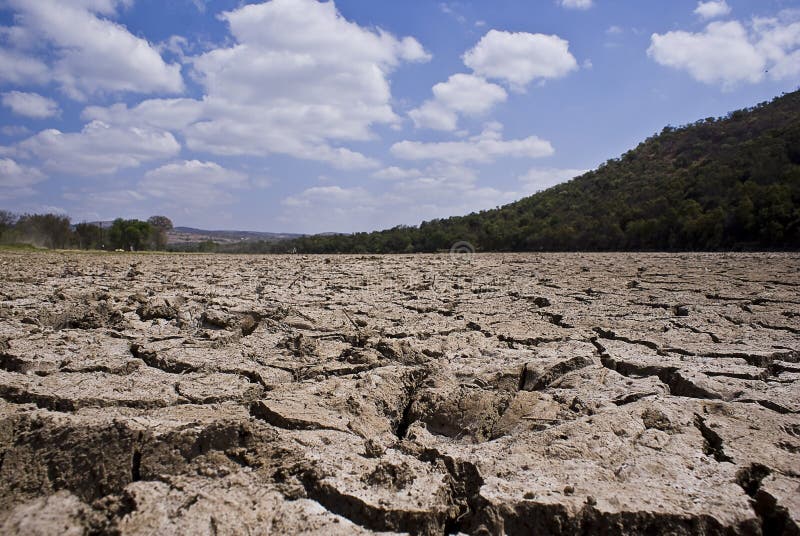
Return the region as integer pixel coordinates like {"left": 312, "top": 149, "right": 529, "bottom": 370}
{"left": 0, "top": 210, "right": 16, "bottom": 241}
{"left": 74, "top": 222, "right": 106, "bottom": 250}
{"left": 197, "top": 240, "right": 218, "bottom": 252}
{"left": 109, "top": 219, "right": 152, "bottom": 251}
{"left": 15, "top": 213, "right": 72, "bottom": 249}
{"left": 147, "top": 215, "right": 173, "bottom": 250}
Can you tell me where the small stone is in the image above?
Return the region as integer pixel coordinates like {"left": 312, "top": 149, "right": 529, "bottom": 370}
{"left": 672, "top": 304, "right": 689, "bottom": 316}
{"left": 533, "top": 297, "right": 551, "bottom": 308}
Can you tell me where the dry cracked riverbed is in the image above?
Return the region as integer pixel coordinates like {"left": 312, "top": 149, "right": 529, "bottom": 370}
{"left": 0, "top": 252, "right": 798, "bottom": 535}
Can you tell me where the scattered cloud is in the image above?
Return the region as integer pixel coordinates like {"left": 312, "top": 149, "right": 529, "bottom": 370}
{"left": 160, "top": 35, "right": 193, "bottom": 61}
{"left": 278, "top": 161, "right": 521, "bottom": 233}
{"left": 409, "top": 73, "right": 507, "bottom": 131}
{"left": 0, "top": 157, "right": 45, "bottom": 199}
{"left": 440, "top": 3, "right": 467, "bottom": 24}
{"left": 62, "top": 188, "right": 145, "bottom": 207}
{"left": 694, "top": 1, "right": 732, "bottom": 20}
{"left": 372, "top": 166, "right": 423, "bottom": 180}
{"left": 753, "top": 15, "right": 800, "bottom": 81}
{"left": 392, "top": 162, "right": 479, "bottom": 193}
{"left": 463, "top": 30, "right": 578, "bottom": 91}
{"left": 0, "top": 49, "right": 50, "bottom": 86}
{"left": 559, "top": 0, "right": 593, "bottom": 10}
{"left": 15, "top": 120, "right": 180, "bottom": 175}
{"left": 140, "top": 160, "right": 249, "bottom": 207}
{"left": 392, "top": 122, "right": 554, "bottom": 164}
{"left": 2, "top": 91, "right": 61, "bottom": 119}
{"left": 408, "top": 102, "right": 459, "bottom": 132}
{"left": 5, "top": 0, "right": 183, "bottom": 99}
{"left": 307, "top": 161, "right": 589, "bottom": 233}
{"left": 427, "top": 74, "right": 507, "bottom": 116}
{"left": 649, "top": 15, "right": 800, "bottom": 88}
{"left": 283, "top": 185, "right": 375, "bottom": 210}
{"left": 604, "top": 25, "right": 625, "bottom": 49}
{"left": 649, "top": 22, "right": 764, "bottom": 87}
{"left": 82, "top": 98, "right": 204, "bottom": 131}
{"left": 189, "top": 0, "right": 207, "bottom": 13}
{"left": 37, "top": 0, "right": 437, "bottom": 171}
{"left": 176, "top": 0, "right": 429, "bottom": 168}
{"left": 0, "top": 126, "right": 32, "bottom": 137}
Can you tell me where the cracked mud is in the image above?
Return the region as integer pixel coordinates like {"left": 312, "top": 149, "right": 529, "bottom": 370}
{"left": 0, "top": 252, "right": 798, "bottom": 535}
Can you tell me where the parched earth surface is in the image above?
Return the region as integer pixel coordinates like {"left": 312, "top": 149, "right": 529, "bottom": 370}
{"left": 0, "top": 251, "right": 798, "bottom": 535}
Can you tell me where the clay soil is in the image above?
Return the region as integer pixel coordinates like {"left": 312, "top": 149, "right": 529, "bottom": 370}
{"left": 0, "top": 251, "right": 798, "bottom": 535}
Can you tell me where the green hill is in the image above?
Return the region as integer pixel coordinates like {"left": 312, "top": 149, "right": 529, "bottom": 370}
{"left": 279, "top": 89, "right": 800, "bottom": 253}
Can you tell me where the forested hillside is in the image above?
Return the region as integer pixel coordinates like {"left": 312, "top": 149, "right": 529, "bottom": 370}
{"left": 275, "top": 89, "right": 800, "bottom": 253}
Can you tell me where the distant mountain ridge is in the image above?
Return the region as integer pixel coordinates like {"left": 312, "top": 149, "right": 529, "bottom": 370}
{"left": 168, "top": 227, "right": 302, "bottom": 245}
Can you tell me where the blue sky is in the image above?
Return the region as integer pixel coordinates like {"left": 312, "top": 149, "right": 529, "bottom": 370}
{"left": 0, "top": 0, "right": 798, "bottom": 233}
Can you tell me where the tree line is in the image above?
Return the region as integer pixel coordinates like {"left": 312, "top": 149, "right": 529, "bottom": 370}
{"left": 0, "top": 213, "right": 173, "bottom": 251}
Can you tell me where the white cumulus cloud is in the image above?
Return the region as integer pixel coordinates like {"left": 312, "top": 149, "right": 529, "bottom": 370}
{"left": 694, "top": 1, "right": 732, "bottom": 20}
{"left": 2, "top": 91, "right": 60, "bottom": 119}
{"left": 82, "top": 98, "right": 204, "bottom": 131}
{"left": 283, "top": 186, "right": 375, "bottom": 210}
{"left": 391, "top": 122, "right": 554, "bottom": 164}
{"left": 409, "top": 73, "right": 507, "bottom": 131}
{"left": 408, "top": 102, "right": 459, "bottom": 132}
{"left": 25, "top": 0, "right": 427, "bottom": 171}
{"left": 140, "top": 160, "right": 248, "bottom": 207}
{"left": 15, "top": 121, "right": 180, "bottom": 175}
{"left": 463, "top": 30, "right": 578, "bottom": 91}
{"left": 559, "top": 0, "right": 593, "bottom": 10}
{"left": 278, "top": 161, "right": 523, "bottom": 233}
{"left": 371, "top": 167, "right": 423, "bottom": 180}
{"left": 0, "top": 49, "right": 50, "bottom": 86}
{"left": 649, "top": 15, "right": 800, "bottom": 88}
{"left": 5, "top": 0, "right": 183, "bottom": 99}
{"left": 0, "top": 157, "right": 45, "bottom": 199}
{"left": 173, "top": 0, "right": 430, "bottom": 168}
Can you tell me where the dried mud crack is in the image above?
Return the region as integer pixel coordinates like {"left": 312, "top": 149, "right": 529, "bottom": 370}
{"left": 0, "top": 251, "right": 798, "bottom": 535}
